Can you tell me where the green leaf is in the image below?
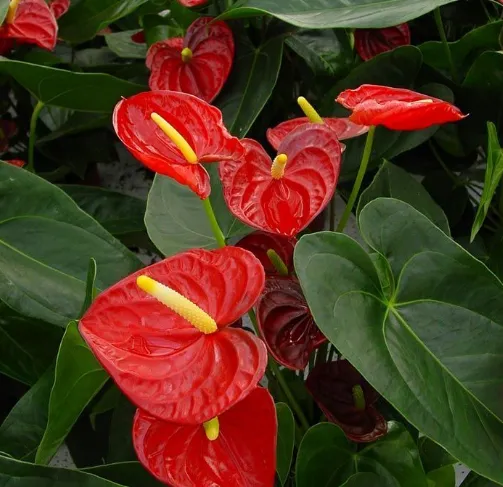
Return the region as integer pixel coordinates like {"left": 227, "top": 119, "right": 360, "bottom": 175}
{"left": 217, "top": 36, "right": 283, "bottom": 138}
{"left": 89, "top": 385, "right": 121, "bottom": 429}
{"left": 58, "top": 0, "right": 149, "bottom": 44}
{"left": 295, "top": 198, "right": 503, "bottom": 484}
{"left": 276, "top": 403, "right": 295, "bottom": 486}
{"left": 295, "top": 421, "right": 428, "bottom": 487}
{"left": 107, "top": 395, "right": 136, "bottom": 463}
{"left": 218, "top": 0, "right": 459, "bottom": 29}
{"left": 35, "top": 322, "right": 108, "bottom": 465}
{"left": 79, "top": 258, "right": 97, "bottom": 318}
{"left": 168, "top": 0, "right": 199, "bottom": 28}
{"left": 105, "top": 30, "right": 148, "bottom": 59}
{"left": 0, "top": 366, "right": 54, "bottom": 461}
{"left": 145, "top": 166, "right": 251, "bottom": 257}
{"left": 142, "top": 14, "right": 184, "bottom": 46}
{"left": 471, "top": 122, "right": 503, "bottom": 242}
{"left": 0, "top": 0, "right": 8, "bottom": 25}
{"left": 427, "top": 466, "right": 456, "bottom": 487}
{"left": 341, "top": 473, "right": 392, "bottom": 487}
{"left": 0, "top": 162, "right": 141, "bottom": 326}
{"left": 84, "top": 462, "right": 164, "bottom": 486}
{"left": 0, "top": 58, "right": 145, "bottom": 112}
{"left": 462, "top": 472, "right": 501, "bottom": 487}
{"left": 358, "top": 161, "right": 450, "bottom": 234}
{"left": 0, "top": 453, "right": 128, "bottom": 485}
{"left": 418, "top": 437, "right": 456, "bottom": 473}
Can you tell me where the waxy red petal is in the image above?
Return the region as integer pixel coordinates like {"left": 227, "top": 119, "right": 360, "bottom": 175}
{"left": 80, "top": 247, "right": 267, "bottom": 424}
{"left": 306, "top": 360, "right": 388, "bottom": 442}
{"left": 5, "top": 159, "right": 26, "bottom": 168}
{"left": 147, "top": 17, "right": 234, "bottom": 103}
{"left": 133, "top": 388, "right": 277, "bottom": 487}
{"left": 177, "top": 0, "right": 208, "bottom": 6}
{"left": 49, "top": 0, "right": 69, "bottom": 19}
{"left": 257, "top": 277, "right": 326, "bottom": 370}
{"left": 236, "top": 231, "right": 296, "bottom": 276}
{"left": 220, "top": 124, "right": 342, "bottom": 237}
{"left": 354, "top": 23, "right": 411, "bottom": 61}
{"left": 266, "top": 117, "right": 368, "bottom": 151}
{"left": 113, "top": 90, "right": 244, "bottom": 199}
{"left": 0, "top": 0, "right": 57, "bottom": 51}
{"left": 336, "top": 84, "right": 466, "bottom": 130}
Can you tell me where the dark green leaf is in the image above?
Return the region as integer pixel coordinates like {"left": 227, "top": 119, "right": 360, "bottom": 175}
{"left": 275, "top": 403, "right": 294, "bottom": 486}
{"left": 107, "top": 394, "right": 136, "bottom": 463}
{"left": 341, "top": 473, "right": 392, "bottom": 487}
{"left": 105, "top": 30, "right": 148, "bottom": 59}
{"left": 295, "top": 198, "right": 503, "bottom": 484}
{"left": 0, "top": 58, "right": 145, "bottom": 112}
{"left": 168, "top": 1, "right": 199, "bottom": 28}
{"left": 79, "top": 259, "right": 97, "bottom": 318}
{"left": 85, "top": 462, "right": 164, "bottom": 487}
{"left": 142, "top": 14, "right": 184, "bottom": 46}
{"left": 217, "top": 36, "right": 283, "bottom": 138}
{"left": 358, "top": 161, "right": 450, "bottom": 234}
{"left": 73, "top": 48, "right": 118, "bottom": 68}
{"left": 0, "top": 162, "right": 141, "bottom": 326}
{"left": 462, "top": 472, "right": 501, "bottom": 487}
{"left": 219, "top": 0, "right": 459, "bottom": 28}
{"left": 418, "top": 437, "right": 456, "bottom": 473}
{"left": 58, "top": 0, "right": 149, "bottom": 44}
{"left": 89, "top": 385, "right": 121, "bottom": 429}
{"left": 35, "top": 322, "right": 108, "bottom": 465}
{"left": 427, "top": 466, "right": 456, "bottom": 487}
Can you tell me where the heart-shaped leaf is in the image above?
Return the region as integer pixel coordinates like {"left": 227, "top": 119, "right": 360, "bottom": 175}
{"left": 276, "top": 403, "right": 295, "bottom": 486}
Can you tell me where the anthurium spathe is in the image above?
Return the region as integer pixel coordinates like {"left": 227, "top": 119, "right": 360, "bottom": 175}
{"left": 80, "top": 247, "right": 267, "bottom": 425}
{"left": 0, "top": 0, "right": 58, "bottom": 51}
{"left": 146, "top": 17, "right": 234, "bottom": 103}
{"left": 219, "top": 124, "right": 342, "bottom": 237}
{"left": 354, "top": 24, "right": 411, "bottom": 61}
{"left": 49, "top": 0, "right": 70, "bottom": 19}
{"left": 133, "top": 388, "right": 277, "bottom": 487}
{"left": 177, "top": 0, "right": 208, "bottom": 6}
{"left": 256, "top": 277, "right": 326, "bottom": 370}
{"left": 113, "top": 90, "right": 244, "bottom": 199}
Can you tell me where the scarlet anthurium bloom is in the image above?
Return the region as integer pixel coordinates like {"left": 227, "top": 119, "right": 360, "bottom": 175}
{"left": 80, "top": 247, "right": 267, "bottom": 425}
{"left": 236, "top": 231, "right": 296, "bottom": 276}
{"left": 257, "top": 277, "right": 326, "bottom": 370}
{"left": 5, "top": 159, "right": 25, "bottom": 167}
{"left": 354, "top": 23, "right": 411, "bottom": 61}
{"left": 336, "top": 84, "right": 467, "bottom": 130}
{"left": 49, "top": 0, "right": 69, "bottom": 19}
{"left": 146, "top": 17, "right": 234, "bottom": 103}
{"left": 177, "top": 0, "right": 208, "bottom": 6}
{"left": 220, "top": 124, "right": 342, "bottom": 237}
{"left": 0, "top": 119, "right": 18, "bottom": 153}
{"left": 306, "top": 360, "right": 388, "bottom": 442}
{"left": 133, "top": 388, "right": 277, "bottom": 487}
{"left": 113, "top": 90, "right": 244, "bottom": 199}
{"left": 0, "top": 0, "right": 57, "bottom": 51}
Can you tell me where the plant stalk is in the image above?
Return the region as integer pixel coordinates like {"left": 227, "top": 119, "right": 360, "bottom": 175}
{"left": 433, "top": 7, "right": 459, "bottom": 83}
{"left": 202, "top": 197, "right": 226, "bottom": 248}
{"left": 336, "top": 125, "right": 376, "bottom": 233}
{"left": 27, "top": 100, "right": 44, "bottom": 173}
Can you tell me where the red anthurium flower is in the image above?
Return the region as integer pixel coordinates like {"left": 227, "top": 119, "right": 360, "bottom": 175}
{"left": 257, "top": 277, "right": 326, "bottom": 370}
{"left": 236, "top": 231, "right": 296, "bottom": 276}
{"left": 49, "top": 0, "right": 69, "bottom": 19}
{"left": 336, "top": 84, "right": 466, "bottom": 130}
{"left": 220, "top": 124, "right": 342, "bottom": 237}
{"left": 0, "top": 0, "right": 57, "bottom": 51}
{"left": 5, "top": 159, "right": 25, "bottom": 167}
{"left": 354, "top": 23, "right": 411, "bottom": 61}
{"left": 113, "top": 90, "right": 244, "bottom": 199}
{"left": 131, "top": 30, "right": 145, "bottom": 44}
{"left": 146, "top": 17, "right": 234, "bottom": 103}
{"left": 0, "top": 119, "right": 18, "bottom": 153}
{"left": 80, "top": 247, "right": 267, "bottom": 425}
{"left": 306, "top": 360, "right": 388, "bottom": 442}
{"left": 177, "top": 0, "right": 208, "bottom": 6}
{"left": 133, "top": 387, "right": 277, "bottom": 487}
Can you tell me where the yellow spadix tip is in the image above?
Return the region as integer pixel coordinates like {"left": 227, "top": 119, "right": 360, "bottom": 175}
{"left": 6, "top": 0, "right": 21, "bottom": 23}
{"left": 271, "top": 153, "right": 288, "bottom": 180}
{"left": 150, "top": 112, "right": 198, "bottom": 164}
{"left": 181, "top": 47, "right": 193, "bottom": 63}
{"left": 297, "top": 96, "right": 324, "bottom": 124}
{"left": 136, "top": 275, "right": 217, "bottom": 334}
{"left": 203, "top": 417, "right": 220, "bottom": 441}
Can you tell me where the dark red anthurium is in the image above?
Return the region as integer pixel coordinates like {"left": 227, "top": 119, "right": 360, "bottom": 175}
{"left": 5, "top": 159, "right": 25, "bottom": 167}
{"left": 0, "top": 119, "right": 18, "bottom": 153}
{"left": 133, "top": 388, "right": 277, "bottom": 487}
{"left": 131, "top": 30, "right": 145, "bottom": 44}
{"left": 336, "top": 84, "right": 467, "bottom": 130}
{"left": 0, "top": 0, "right": 57, "bottom": 51}
{"left": 146, "top": 17, "right": 234, "bottom": 103}
{"left": 220, "top": 124, "right": 342, "bottom": 237}
{"left": 256, "top": 277, "right": 326, "bottom": 370}
{"left": 306, "top": 360, "right": 388, "bottom": 442}
{"left": 354, "top": 23, "right": 411, "bottom": 61}
{"left": 49, "top": 0, "right": 69, "bottom": 19}
{"left": 113, "top": 90, "right": 244, "bottom": 199}
{"left": 236, "top": 231, "right": 296, "bottom": 276}
{"left": 80, "top": 247, "right": 267, "bottom": 425}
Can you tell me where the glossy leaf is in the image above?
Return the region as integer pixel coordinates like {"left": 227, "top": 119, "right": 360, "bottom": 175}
{"left": 418, "top": 437, "right": 456, "bottom": 473}
{"left": 427, "top": 466, "right": 456, "bottom": 487}
{"left": 219, "top": 0, "right": 459, "bottom": 29}
{"left": 79, "top": 258, "right": 98, "bottom": 318}
{"left": 35, "top": 321, "right": 108, "bottom": 465}
{"left": 84, "top": 462, "right": 165, "bottom": 487}
{"left": 355, "top": 23, "right": 411, "bottom": 61}
{"left": 105, "top": 30, "right": 148, "bottom": 59}
{"left": 276, "top": 403, "right": 295, "bottom": 486}
{"left": 295, "top": 198, "right": 503, "bottom": 484}
{"left": 341, "top": 473, "right": 392, "bottom": 487}
{"left": 107, "top": 394, "right": 137, "bottom": 463}
{"left": 358, "top": 161, "right": 450, "bottom": 234}
{"left": 296, "top": 421, "right": 428, "bottom": 487}
{"left": 217, "top": 35, "right": 283, "bottom": 138}
{"left": 462, "top": 473, "right": 501, "bottom": 487}
{"left": 0, "top": 162, "right": 141, "bottom": 326}
{"left": 0, "top": 58, "right": 145, "bottom": 112}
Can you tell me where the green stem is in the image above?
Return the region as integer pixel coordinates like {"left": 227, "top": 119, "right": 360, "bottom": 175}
{"left": 202, "top": 197, "right": 226, "bottom": 248}
{"left": 499, "top": 181, "right": 503, "bottom": 217}
{"left": 433, "top": 7, "right": 459, "bottom": 83}
{"left": 336, "top": 126, "right": 376, "bottom": 233}
{"left": 26, "top": 100, "right": 44, "bottom": 173}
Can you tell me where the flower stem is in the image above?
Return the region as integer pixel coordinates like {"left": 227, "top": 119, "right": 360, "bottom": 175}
{"left": 433, "top": 7, "right": 459, "bottom": 84}
{"left": 202, "top": 197, "right": 226, "bottom": 248}
{"left": 26, "top": 100, "right": 44, "bottom": 173}
{"left": 336, "top": 125, "right": 376, "bottom": 233}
